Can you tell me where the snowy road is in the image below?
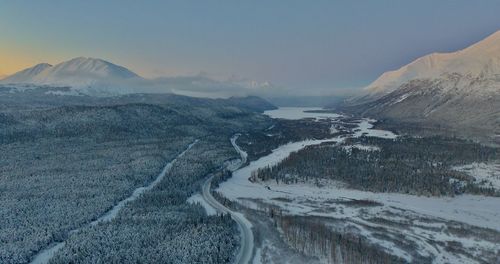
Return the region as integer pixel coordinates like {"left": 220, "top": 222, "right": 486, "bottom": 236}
{"left": 201, "top": 134, "right": 254, "bottom": 264}
{"left": 202, "top": 177, "right": 254, "bottom": 264}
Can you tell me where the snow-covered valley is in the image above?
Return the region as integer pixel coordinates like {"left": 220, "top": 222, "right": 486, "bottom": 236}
{"left": 3, "top": 3, "right": 499, "bottom": 263}
{"left": 217, "top": 107, "right": 500, "bottom": 264}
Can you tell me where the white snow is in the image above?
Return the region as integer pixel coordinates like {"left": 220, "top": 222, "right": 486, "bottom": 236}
{"left": 353, "top": 119, "right": 398, "bottom": 139}
{"left": 44, "top": 89, "right": 82, "bottom": 96}
{"left": 391, "top": 93, "right": 412, "bottom": 105}
{"left": 365, "top": 30, "right": 500, "bottom": 95}
{"left": 342, "top": 144, "right": 380, "bottom": 152}
{"left": 217, "top": 108, "right": 500, "bottom": 263}
{"left": 1, "top": 63, "right": 52, "bottom": 83}
{"left": 30, "top": 141, "right": 198, "bottom": 264}
{"left": 30, "top": 242, "right": 66, "bottom": 264}
{"left": 264, "top": 107, "right": 396, "bottom": 139}
{"left": 1, "top": 57, "right": 144, "bottom": 96}
{"left": 91, "top": 140, "right": 198, "bottom": 225}
{"left": 253, "top": 247, "right": 263, "bottom": 264}
{"left": 252, "top": 240, "right": 276, "bottom": 264}
{"left": 2, "top": 57, "right": 140, "bottom": 86}
{"left": 453, "top": 162, "right": 500, "bottom": 191}
{"left": 220, "top": 109, "right": 496, "bottom": 231}
{"left": 218, "top": 139, "right": 500, "bottom": 231}
{"left": 329, "top": 124, "right": 339, "bottom": 134}
{"left": 187, "top": 193, "right": 217, "bottom": 216}
{"left": 264, "top": 107, "right": 341, "bottom": 120}
{"left": 217, "top": 137, "right": 344, "bottom": 202}
{"left": 218, "top": 137, "right": 500, "bottom": 263}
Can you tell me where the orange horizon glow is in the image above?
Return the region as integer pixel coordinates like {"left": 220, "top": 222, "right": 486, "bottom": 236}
{"left": 0, "top": 43, "right": 56, "bottom": 76}
{"left": 0, "top": 48, "right": 196, "bottom": 79}
{"left": 0, "top": 57, "right": 43, "bottom": 76}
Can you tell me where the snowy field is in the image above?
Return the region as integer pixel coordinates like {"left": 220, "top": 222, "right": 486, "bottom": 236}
{"left": 218, "top": 107, "right": 500, "bottom": 264}
{"left": 353, "top": 119, "right": 397, "bottom": 139}
{"left": 453, "top": 162, "right": 500, "bottom": 192}
{"left": 342, "top": 144, "right": 380, "bottom": 152}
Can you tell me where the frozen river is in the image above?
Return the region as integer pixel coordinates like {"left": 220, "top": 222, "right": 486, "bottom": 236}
{"left": 264, "top": 107, "right": 341, "bottom": 120}
{"left": 216, "top": 107, "right": 500, "bottom": 263}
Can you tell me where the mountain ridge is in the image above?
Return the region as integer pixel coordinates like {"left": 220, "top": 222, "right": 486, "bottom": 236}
{"left": 2, "top": 63, "right": 53, "bottom": 84}
{"left": 0, "top": 57, "right": 279, "bottom": 98}
{"left": 336, "top": 30, "right": 500, "bottom": 144}
{"left": 363, "top": 30, "right": 500, "bottom": 98}
{"left": 1, "top": 58, "right": 141, "bottom": 84}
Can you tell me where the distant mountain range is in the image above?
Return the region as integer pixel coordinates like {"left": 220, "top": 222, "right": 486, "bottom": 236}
{"left": 335, "top": 30, "right": 500, "bottom": 143}
{"left": 1, "top": 58, "right": 342, "bottom": 106}
{"left": 0, "top": 57, "right": 279, "bottom": 98}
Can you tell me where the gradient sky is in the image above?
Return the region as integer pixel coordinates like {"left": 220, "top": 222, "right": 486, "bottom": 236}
{"left": 1, "top": 0, "right": 499, "bottom": 94}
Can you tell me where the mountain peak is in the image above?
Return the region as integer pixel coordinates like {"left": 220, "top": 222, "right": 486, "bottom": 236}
{"left": 484, "top": 29, "right": 500, "bottom": 41}
{"left": 33, "top": 62, "right": 53, "bottom": 69}
{"left": 1, "top": 63, "right": 53, "bottom": 83}
{"left": 0, "top": 57, "right": 142, "bottom": 96}
{"left": 40, "top": 57, "right": 140, "bottom": 80}
{"left": 365, "top": 30, "right": 500, "bottom": 96}
{"left": 26, "top": 63, "right": 53, "bottom": 74}
{"left": 466, "top": 30, "right": 500, "bottom": 54}
{"left": 65, "top": 57, "right": 118, "bottom": 67}
{"left": 345, "top": 30, "right": 500, "bottom": 138}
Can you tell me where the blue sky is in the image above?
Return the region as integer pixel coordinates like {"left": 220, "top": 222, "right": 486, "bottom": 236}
{"left": 1, "top": 0, "right": 499, "bottom": 94}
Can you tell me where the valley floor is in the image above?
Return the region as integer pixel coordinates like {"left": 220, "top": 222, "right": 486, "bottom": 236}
{"left": 2, "top": 99, "right": 498, "bottom": 263}
{"left": 217, "top": 107, "right": 500, "bottom": 264}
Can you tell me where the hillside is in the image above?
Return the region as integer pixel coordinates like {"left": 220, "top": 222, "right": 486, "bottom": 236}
{"left": 0, "top": 92, "right": 272, "bottom": 263}
{"left": 336, "top": 31, "right": 500, "bottom": 144}
{"left": 1, "top": 63, "right": 53, "bottom": 83}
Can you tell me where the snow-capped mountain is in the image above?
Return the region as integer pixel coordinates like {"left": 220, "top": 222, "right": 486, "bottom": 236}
{"left": 364, "top": 30, "right": 500, "bottom": 98}
{"left": 32, "top": 57, "right": 140, "bottom": 85}
{"left": 2, "top": 63, "right": 53, "bottom": 83}
{"left": 0, "top": 57, "right": 279, "bottom": 97}
{"left": 0, "top": 57, "right": 144, "bottom": 95}
{"left": 340, "top": 30, "right": 500, "bottom": 142}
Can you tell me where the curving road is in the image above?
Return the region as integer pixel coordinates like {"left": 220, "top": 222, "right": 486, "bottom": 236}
{"left": 201, "top": 134, "right": 253, "bottom": 264}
